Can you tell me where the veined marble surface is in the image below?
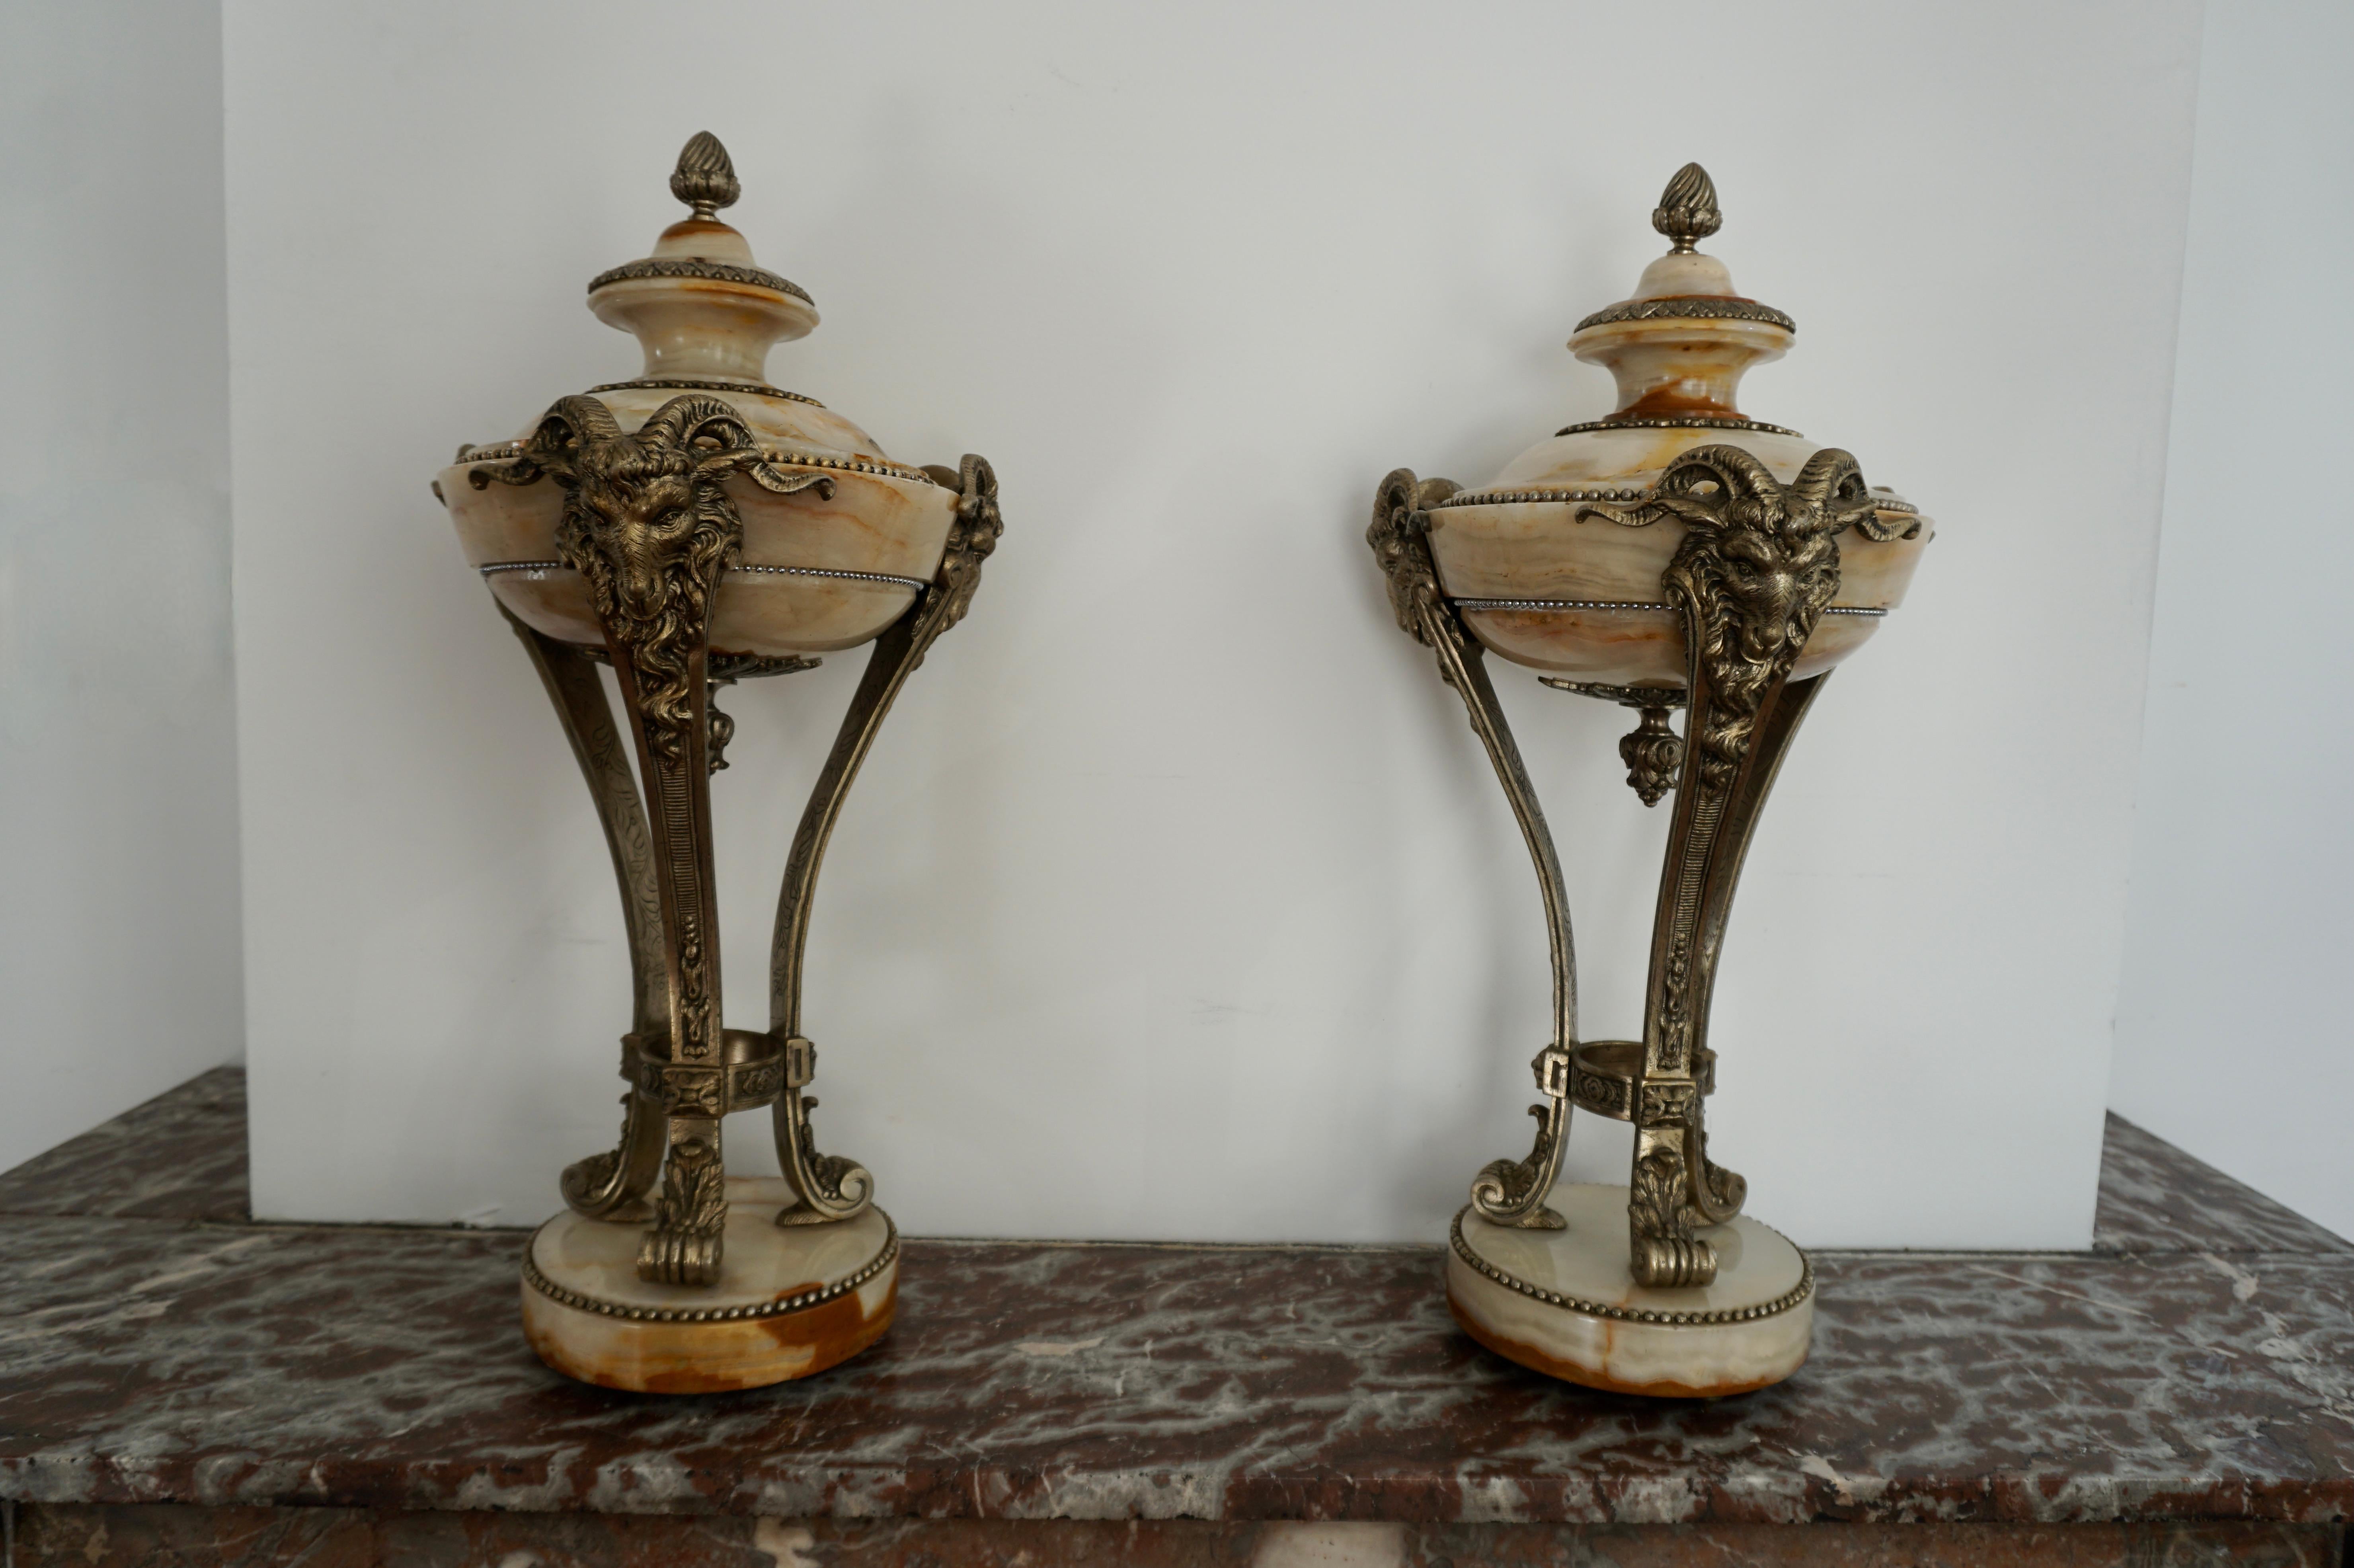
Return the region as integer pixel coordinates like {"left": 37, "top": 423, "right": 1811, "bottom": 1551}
{"left": 10, "top": 1507, "right": 2341, "bottom": 1566}
{"left": 0, "top": 1065, "right": 249, "bottom": 1224}
{"left": 0, "top": 1075, "right": 2348, "bottom": 1527}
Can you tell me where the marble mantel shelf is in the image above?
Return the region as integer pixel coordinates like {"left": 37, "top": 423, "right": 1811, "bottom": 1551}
{"left": 0, "top": 1070, "right": 2349, "bottom": 1553}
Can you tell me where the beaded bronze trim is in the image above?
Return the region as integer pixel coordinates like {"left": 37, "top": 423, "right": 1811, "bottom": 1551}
{"left": 588, "top": 377, "right": 825, "bottom": 410}
{"left": 1552, "top": 417, "right": 1806, "bottom": 439}
{"left": 1455, "top": 597, "right": 1676, "bottom": 614}
{"left": 1449, "top": 1207, "right": 1812, "bottom": 1325}
{"left": 480, "top": 560, "right": 931, "bottom": 592}
{"left": 1574, "top": 296, "right": 1796, "bottom": 333}
{"left": 1434, "top": 485, "right": 1649, "bottom": 509}
{"left": 521, "top": 1213, "right": 898, "bottom": 1323}
{"left": 456, "top": 440, "right": 525, "bottom": 463}
{"left": 1440, "top": 482, "right": 1915, "bottom": 521}
{"left": 751, "top": 447, "right": 940, "bottom": 486}
{"left": 1451, "top": 596, "right": 1886, "bottom": 618}
{"left": 454, "top": 441, "right": 938, "bottom": 488}
{"left": 731, "top": 564, "right": 930, "bottom": 591}
{"left": 587, "top": 257, "right": 813, "bottom": 304}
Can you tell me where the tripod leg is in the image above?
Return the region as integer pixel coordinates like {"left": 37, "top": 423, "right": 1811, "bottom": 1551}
{"left": 768, "top": 456, "right": 1003, "bottom": 1226}
{"left": 1580, "top": 445, "right": 1864, "bottom": 1286}
{"left": 499, "top": 607, "right": 669, "bottom": 1222}
{"left": 1367, "top": 470, "right": 1578, "bottom": 1230}
{"left": 608, "top": 635, "right": 731, "bottom": 1285}
{"left": 1682, "top": 672, "right": 1827, "bottom": 1227}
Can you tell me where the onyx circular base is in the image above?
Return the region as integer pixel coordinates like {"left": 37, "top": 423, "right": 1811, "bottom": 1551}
{"left": 521, "top": 1177, "right": 895, "bottom": 1393}
{"left": 1446, "top": 1184, "right": 1812, "bottom": 1398}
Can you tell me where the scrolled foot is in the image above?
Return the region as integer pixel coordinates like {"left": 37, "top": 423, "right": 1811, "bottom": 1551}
{"left": 773, "top": 1043, "right": 876, "bottom": 1227}
{"left": 1628, "top": 1141, "right": 1718, "bottom": 1287}
{"left": 1632, "top": 1234, "right": 1719, "bottom": 1288}
{"left": 777, "top": 1096, "right": 874, "bottom": 1227}
{"left": 562, "top": 1148, "right": 650, "bottom": 1224}
{"left": 1470, "top": 1133, "right": 1567, "bottom": 1231}
{"left": 1698, "top": 1154, "right": 1748, "bottom": 1223}
{"left": 1685, "top": 1112, "right": 1749, "bottom": 1225}
{"left": 560, "top": 1087, "right": 659, "bottom": 1221}
{"left": 637, "top": 1224, "right": 724, "bottom": 1286}
{"left": 636, "top": 1133, "right": 727, "bottom": 1285}
{"left": 1468, "top": 1047, "right": 1575, "bottom": 1229}
{"left": 777, "top": 1154, "right": 874, "bottom": 1227}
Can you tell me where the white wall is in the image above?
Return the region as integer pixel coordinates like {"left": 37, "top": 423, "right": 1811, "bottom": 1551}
{"left": 0, "top": 2, "right": 244, "bottom": 1174}
{"left": 2112, "top": 0, "right": 2354, "bottom": 1240}
{"left": 226, "top": 0, "right": 2200, "bottom": 1244}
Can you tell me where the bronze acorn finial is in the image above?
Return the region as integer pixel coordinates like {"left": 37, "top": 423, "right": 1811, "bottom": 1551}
{"left": 670, "top": 131, "right": 741, "bottom": 218}
{"left": 1652, "top": 162, "right": 1722, "bottom": 253}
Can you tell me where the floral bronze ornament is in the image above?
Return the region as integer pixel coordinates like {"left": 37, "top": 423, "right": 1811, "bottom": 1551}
{"left": 437, "top": 133, "right": 1000, "bottom": 1390}
{"left": 1617, "top": 707, "right": 1683, "bottom": 806}
{"left": 1369, "top": 166, "right": 1934, "bottom": 1396}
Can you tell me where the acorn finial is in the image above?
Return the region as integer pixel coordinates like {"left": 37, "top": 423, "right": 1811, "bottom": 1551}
{"left": 1651, "top": 163, "right": 1722, "bottom": 253}
{"left": 670, "top": 131, "right": 741, "bottom": 219}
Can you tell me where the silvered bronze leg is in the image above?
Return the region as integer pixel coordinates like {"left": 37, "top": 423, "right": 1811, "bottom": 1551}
{"left": 1577, "top": 443, "right": 1871, "bottom": 1286}
{"left": 1624, "top": 669, "right": 1828, "bottom": 1285}
{"left": 501, "top": 608, "right": 668, "bottom": 1224}
{"left": 1680, "top": 672, "right": 1825, "bottom": 1229}
{"left": 605, "top": 635, "right": 734, "bottom": 1284}
{"left": 1367, "top": 470, "right": 1579, "bottom": 1231}
{"left": 768, "top": 456, "right": 1003, "bottom": 1226}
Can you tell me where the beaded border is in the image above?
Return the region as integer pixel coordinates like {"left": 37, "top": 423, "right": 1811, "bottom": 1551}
{"left": 521, "top": 1213, "right": 897, "bottom": 1324}
{"left": 731, "top": 564, "right": 930, "bottom": 591}
{"left": 587, "top": 257, "right": 813, "bottom": 305}
{"left": 1552, "top": 417, "right": 1806, "bottom": 439}
{"left": 452, "top": 441, "right": 939, "bottom": 488}
{"left": 1449, "top": 1207, "right": 1813, "bottom": 1326}
{"left": 1434, "top": 486, "right": 1648, "bottom": 509}
{"left": 1449, "top": 596, "right": 1888, "bottom": 619}
{"left": 1439, "top": 482, "right": 1918, "bottom": 519}
{"left": 753, "top": 448, "right": 941, "bottom": 486}
{"left": 479, "top": 560, "right": 931, "bottom": 593}
{"left": 588, "top": 377, "right": 826, "bottom": 410}
{"left": 1573, "top": 296, "right": 1796, "bottom": 333}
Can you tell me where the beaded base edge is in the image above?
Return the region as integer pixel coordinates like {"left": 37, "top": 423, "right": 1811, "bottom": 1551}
{"left": 520, "top": 1199, "right": 897, "bottom": 1394}
{"left": 1445, "top": 1190, "right": 1814, "bottom": 1398}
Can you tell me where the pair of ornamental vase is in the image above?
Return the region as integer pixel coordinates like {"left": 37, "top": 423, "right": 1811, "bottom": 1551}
{"left": 433, "top": 137, "right": 1930, "bottom": 1397}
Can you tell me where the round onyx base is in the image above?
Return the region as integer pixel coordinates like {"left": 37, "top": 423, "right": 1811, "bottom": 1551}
{"left": 1445, "top": 1184, "right": 1812, "bottom": 1398}
{"left": 521, "top": 1176, "right": 896, "bottom": 1394}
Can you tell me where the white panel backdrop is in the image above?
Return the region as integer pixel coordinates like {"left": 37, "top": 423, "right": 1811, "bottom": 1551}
{"left": 0, "top": 0, "right": 243, "bottom": 1174}
{"left": 225, "top": 0, "right": 2201, "bottom": 1243}
{"left": 2110, "top": 0, "right": 2354, "bottom": 1241}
